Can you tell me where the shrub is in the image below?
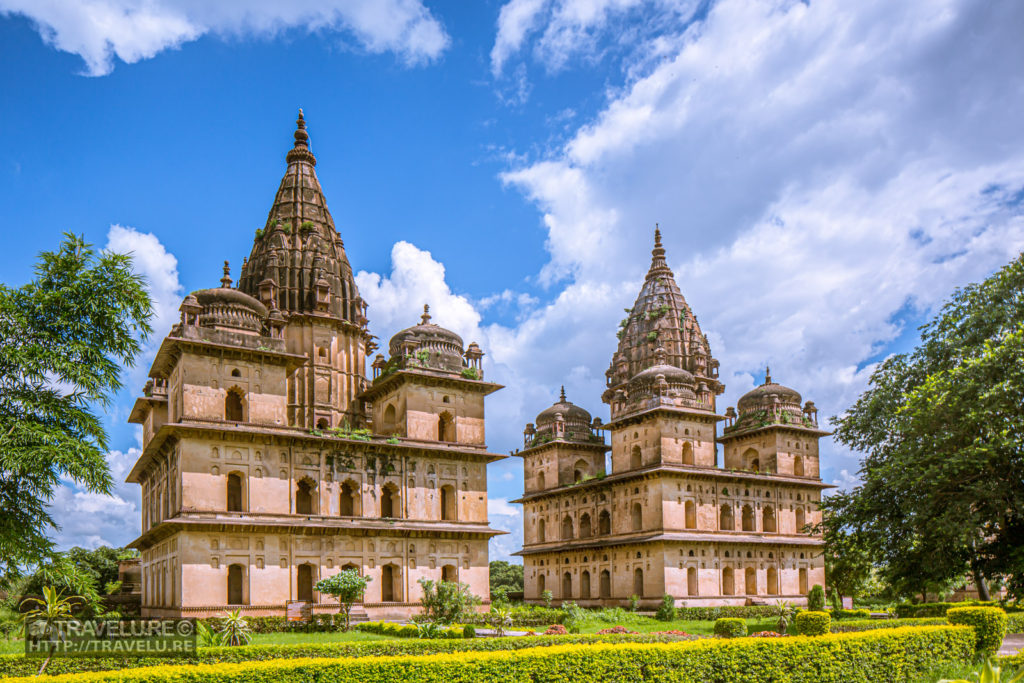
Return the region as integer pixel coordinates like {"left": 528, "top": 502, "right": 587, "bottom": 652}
{"left": 315, "top": 569, "right": 371, "bottom": 630}
{"left": 807, "top": 584, "right": 826, "bottom": 612}
{"left": 462, "top": 625, "right": 476, "bottom": 639}
{"left": 560, "top": 601, "right": 585, "bottom": 634}
{"left": 629, "top": 594, "right": 640, "bottom": 612}
{"left": 830, "top": 617, "right": 945, "bottom": 633}
{"left": 674, "top": 605, "right": 780, "bottom": 621}
{"left": 714, "top": 618, "right": 747, "bottom": 638}
{"left": 832, "top": 608, "right": 871, "bottom": 620}
{"left": 543, "top": 624, "right": 567, "bottom": 635}
{"left": 656, "top": 594, "right": 676, "bottom": 622}
{"left": 947, "top": 606, "right": 1007, "bottom": 656}
{"left": 541, "top": 590, "right": 553, "bottom": 608}
{"left": 418, "top": 578, "right": 480, "bottom": 625}
{"left": 1007, "top": 613, "right": 1024, "bottom": 635}
{"left": 8, "top": 626, "right": 974, "bottom": 683}
{"left": 795, "top": 611, "right": 831, "bottom": 636}
{"left": 894, "top": 600, "right": 1011, "bottom": 619}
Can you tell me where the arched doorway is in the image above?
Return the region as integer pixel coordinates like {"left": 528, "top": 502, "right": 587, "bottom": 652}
{"left": 630, "top": 445, "right": 642, "bottom": 469}
{"left": 796, "top": 507, "right": 806, "bottom": 531}
{"left": 799, "top": 567, "right": 809, "bottom": 594}
{"left": 741, "top": 505, "right": 755, "bottom": 531}
{"left": 719, "top": 504, "right": 734, "bottom": 531}
{"left": 573, "top": 459, "right": 588, "bottom": 482}
{"left": 340, "top": 481, "right": 357, "bottom": 516}
{"left": 599, "top": 570, "right": 611, "bottom": 598}
{"left": 538, "top": 518, "right": 546, "bottom": 542}
{"left": 767, "top": 567, "right": 778, "bottom": 595}
{"left": 633, "top": 567, "right": 644, "bottom": 597}
{"left": 382, "top": 483, "right": 399, "bottom": 518}
{"left": 225, "top": 389, "right": 244, "bottom": 422}
{"left": 226, "top": 473, "right": 243, "bottom": 512}
{"left": 579, "top": 513, "right": 592, "bottom": 538}
{"left": 537, "top": 471, "right": 546, "bottom": 489}
{"left": 684, "top": 500, "right": 696, "bottom": 529}
{"left": 442, "top": 564, "right": 457, "bottom": 583}
{"left": 227, "top": 564, "right": 245, "bottom": 605}
{"left": 297, "top": 564, "right": 315, "bottom": 602}
{"left": 631, "top": 503, "right": 642, "bottom": 531}
{"left": 562, "top": 572, "right": 572, "bottom": 599}
{"left": 745, "top": 567, "right": 757, "bottom": 595}
{"left": 794, "top": 455, "right": 805, "bottom": 476}
{"left": 598, "top": 510, "right": 611, "bottom": 534}
{"left": 681, "top": 442, "right": 694, "bottom": 465}
{"left": 742, "top": 447, "right": 758, "bottom": 470}
{"left": 722, "top": 567, "right": 735, "bottom": 596}
{"left": 381, "top": 564, "right": 400, "bottom": 601}
{"left": 295, "top": 479, "right": 315, "bottom": 515}
{"left": 383, "top": 404, "right": 397, "bottom": 433}
{"left": 763, "top": 506, "right": 776, "bottom": 532}
{"left": 581, "top": 571, "right": 591, "bottom": 599}
{"left": 561, "top": 515, "right": 573, "bottom": 540}
{"left": 687, "top": 567, "right": 698, "bottom": 596}
{"left": 440, "top": 485, "right": 455, "bottom": 520}
{"left": 438, "top": 412, "right": 455, "bottom": 442}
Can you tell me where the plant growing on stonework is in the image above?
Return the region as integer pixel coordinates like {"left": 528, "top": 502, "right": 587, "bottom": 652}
{"left": 218, "top": 608, "right": 252, "bottom": 646}
{"left": 387, "top": 437, "right": 400, "bottom": 445}
{"left": 299, "top": 221, "right": 315, "bottom": 234}
{"left": 461, "top": 367, "right": 480, "bottom": 380}
{"left": 807, "top": 584, "right": 826, "bottom": 612}
{"left": 254, "top": 228, "right": 265, "bottom": 240}
{"left": 541, "top": 590, "right": 553, "bottom": 608}
{"left": 315, "top": 569, "right": 371, "bottom": 631}
{"left": 656, "top": 594, "right": 676, "bottom": 621}
{"left": 418, "top": 578, "right": 480, "bottom": 625}
{"left": 282, "top": 222, "right": 292, "bottom": 234}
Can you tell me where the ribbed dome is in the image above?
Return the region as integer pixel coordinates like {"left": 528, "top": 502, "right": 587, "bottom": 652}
{"left": 388, "top": 305, "right": 465, "bottom": 374}
{"left": 536, "top": 388, "right": 592, "bottom": 426}
{"left": 237, "top": 110, "right": 365, "bottom": 324}
{"left": 191, "top": 283, "right": 267, "bottom": 334}
{"left": 737, "top": 369, "right": 802, "bottom": 415}
{"left": 630, "top": 363, "right": 696, "bottom": 385}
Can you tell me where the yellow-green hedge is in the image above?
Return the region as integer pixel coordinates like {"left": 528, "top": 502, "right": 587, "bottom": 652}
{"left": 946, "top": 606, "right": 1007, "bottom": 655}
{"left": 830, "top": 617, "right": 947, "bottom": 633}
{"left": 6, "top": 626, "right": 974, "bottom": 683}
{"left": 795, "top": 610, "right": 831, "bottom": 636}
{"left": 712, "top": 617, "right": 747, "bottom": 638}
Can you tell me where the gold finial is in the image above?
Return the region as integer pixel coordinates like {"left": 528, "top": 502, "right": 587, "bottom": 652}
{"left": 559, "top": 385, "right": 566, "bottom": 402}
{"left": 421, "top": 304, "right": 431, "bottom": 325}
{"left": 221, "top": 260, "right": 232, "bottom": 288}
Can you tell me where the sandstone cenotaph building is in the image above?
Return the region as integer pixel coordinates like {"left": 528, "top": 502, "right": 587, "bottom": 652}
{"left": 127, "top": 113, "right": 505, "bottom": 619}
{"left": 515, "top": 229, "right": 830, "bottom": 607}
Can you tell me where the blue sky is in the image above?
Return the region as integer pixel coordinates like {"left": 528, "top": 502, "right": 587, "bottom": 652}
{"left": 1, "top": 0, "right": 1022, "bottom": 562}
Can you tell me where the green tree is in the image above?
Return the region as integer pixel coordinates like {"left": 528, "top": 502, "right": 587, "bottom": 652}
{"left": 489, "top": 560, "right": 523, "bottom": 595}
{"left": 824, "top": 253, "right": 1024, "bottom": 600}
{"left": 814, "top": 519, "right": 874, "bottom": 603}
{"left": 417, "top": 578, "right": 480, "bottom": 625}
{"left": 0, "top": 235, "right": 152, "bottom": 580}
{"left": 315, "top": 569, "right": 371, "bottom": 631}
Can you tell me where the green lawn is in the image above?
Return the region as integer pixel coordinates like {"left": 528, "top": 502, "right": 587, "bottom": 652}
{"left": 248, "top": 630, "right": 394, "bottom": 645}
{"left": 574, "top": 616, "right": 780, "bottom": 636}
{"left": 0, "top": 638, "right": 22, "bottom": 655}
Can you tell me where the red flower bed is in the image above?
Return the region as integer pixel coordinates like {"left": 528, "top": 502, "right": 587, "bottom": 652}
{"left": 750, "top": 631, "right": 787, "bottom": 637}
{"left": 596, "top": 626, "right": 639, "bottom": 635}
{"left": 650, "top": 630, "right": 695, "bottom": 637}
{"left": 543, "top": 625, "right": 568, "bottom": 635}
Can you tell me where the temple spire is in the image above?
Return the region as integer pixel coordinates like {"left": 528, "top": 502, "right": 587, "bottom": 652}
{"left": 559, "top": 385, "right": 566, "bottom": 402}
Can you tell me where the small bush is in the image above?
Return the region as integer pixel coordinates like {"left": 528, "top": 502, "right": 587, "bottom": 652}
{"left": 832, "top": 608, "right": 871, "bottom": 620}
{"left": 1007, "top": 613, "right": 1024, "bottom": 634}
{"left": 795, "top": 611, "right": 831, "bottom": 636}
{"left": 946, "top": 606, "right": 1007, "bottom": 656}
{"left": 629, "top": 594, "right": 641, "bottom": 612}
{"left": 675, "top": 605, "right": 779, "bottom": 620}
{"left": 462, "top": 625, "right": 476, "bottom": 639}
{"left": 656, "top": 594, "right": 676, "bottom": 622}
{"left": 807, "top": 584, "right": 826, "bottom": 612}
{"left": 714, "top": 618, "right": 747, "bottom": 638}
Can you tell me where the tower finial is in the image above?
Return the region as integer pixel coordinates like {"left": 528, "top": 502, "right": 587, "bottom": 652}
{"left": 221, "top": 260, "right": 232, "bottom": 288}
{"left": 765, "top": 365, "right": 772, "bottom": 385}
{"left": 286, "top": 108, "right": 316, "bottom": 166}
{"left": 647, "top": 222, "right": 669, "bottom": 277}
{"left": 654, "top": 223, "right": 662, "bottom": 247}
{"left": 559, "top": 385, "right": 566, "bottom": 402}
{"left": 421, "top": 304, "right": 431, "bottom": 325}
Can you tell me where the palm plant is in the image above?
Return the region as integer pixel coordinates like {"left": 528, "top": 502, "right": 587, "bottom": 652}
{"left": 196, "top": 621, "right": 225, "bottom": 647}
{"left": 774, "top": 600, "right": 796, "bottom": 634}
{"left": 940, "top": 658, "right": 1024, "bottom": 683}
{"left": 218, "top": 609, "right": 252, "bottom": 646}
{"left": 21, "top": 586, "right": 83, "bottom": 675}
{"left": 415, "top": 621, "right": 442, "bottom": 639}
{"left": 489, "top": 606, "right": 512, "bottom": 637}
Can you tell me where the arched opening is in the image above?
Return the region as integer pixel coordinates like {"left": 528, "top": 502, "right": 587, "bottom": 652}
{"left": 381, "top": 564, "right": 401, "bottom": 602}
{"left": 599, "top": 570, "right": 611, "bottom": 598}
{"left": 538, "top": 518, "right": 546, "bottom": 542}
{"left": 687, "top": 567, "right": 698, "bottom": 596}
{"left": 579, "top": 513, "right": 592, "bottom": 538}
{"left": 763, "top": 506, "right": 777, "bottom": 533}
{"left": 538, "top": 573, "right": 546, "bottom": 594}
{"left": 438, "top": 412, "right": 455, "bottom": 442}
{"left": 297, "top": 564, "right": 315, "bottom": 602}
{"left": 794, "top": 455, "right": 805, "bottom": 476}
{"left": 796, "top": 507, "right": 806, "bottom": 532}
{"left": 383, "top": 404, "right": 397, "bottom": 433}
{"left": 751, "top": 458, "right": 760, "bottom": 472}
{"left": 630, "top": 445, "right": 642, "bottom": 469}
{"left": 440, "top": 485, "right": 456, "bottom": 521}
{"left": 742, "top": 447, "right": 758, "bottom": 471}
{"left": 442, "top": 564, "right": 457, "bottom": 583}
{"left": 598, "top": 510, "right": 611, "bottom": 535}
{"left": 684, "top": 500, "right": 696, "bottom": 529}
{"left": 722, "top": 567, "right": 735, "bottom": 596}
{"left": 537, "top": 471, "right": 546, "bottom": 490}
{"left": 561, "top": 515, "right": 573, "bottom": 540}
{"left": 581, "top": 570, "right": 591, "bottom": 599}
{"left": 295, "top": 479, "right": 315, "bottom": 515}
{"left": 226, "top": 472, "right": 243, "bottom": 512}
{"left": 225, "top": 388, "right": 244, "bottom": 422}
{"left": 562, "top": 572, "right": 572, "bottom": 599}
{"left": 573, "top": 459, "right": 589, "bottom": 482}
{"left": 741, "top": 505, "right": 755, "bottom": 532}
{"left": 719, "top": 504, "right": 734, "bottom": 531}
{"left": 633, "top": 567, "right": 644, "bottom": 597}
{"left": 631, "top": 502, "right": 642, "bottom": 531}
{"left": 231, "top": 368, "right": 241, "bottom": 378}
{"left": 767, "top": 567, "right": 778, "bottom": 595}
{"left": 316, "top": 417, "right": 329, "bottom": 430}
{"left": 745, "top": 567, "right": 757, "bottom": 595}
{"left": 798, "top": 567, "right": 809, "bottom": 594}
{"left": 681, "top": 441, "right": 694, "bottom": 465}
{"left": 382, "top": 483, "right": 400, "bottom": 518}
{"left": 340, "top": 481, "right": 357, "bottom": 516}
{"left": 227, "top": 564, "right": 245, "bottom": 605}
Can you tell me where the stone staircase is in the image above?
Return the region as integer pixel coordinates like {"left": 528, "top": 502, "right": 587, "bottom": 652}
{"left": 348, "top": 607, "right": 370, "bottom": 624}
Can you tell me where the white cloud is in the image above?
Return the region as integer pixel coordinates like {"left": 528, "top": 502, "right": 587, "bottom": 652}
{"left": 52, "top": 449, "right": 141, "bottom": 550}
{"left": 491, "top": 0, "right": 549, "bottom": 76}
{"left": 1, "top": 0, "right": 449, "bottom": 76}
{"left": 488, "top": 497, "right": 522, "bottom": 517}
{"left": 106, "top": 224, "right": 183, "bottom": 342}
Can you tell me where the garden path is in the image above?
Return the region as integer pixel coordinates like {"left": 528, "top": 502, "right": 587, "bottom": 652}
{"left": 999, "top": 634, "right": 1024, "bottom": 657}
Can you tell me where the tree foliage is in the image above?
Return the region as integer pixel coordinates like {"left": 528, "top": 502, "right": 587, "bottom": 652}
{"left": 417, "top": 578, "right": 480, "bottom": 625}
{"left": 315, "top": 569, "right": 370, "bottom": 631}
{"left": 489, "top": 561, "right": 523, "bottom": 594}
{"left": 0, "top": 234, "right": 152, "bottom": 580}
{"left": 823, "top": 253, "right": 1024, "bottom": 600}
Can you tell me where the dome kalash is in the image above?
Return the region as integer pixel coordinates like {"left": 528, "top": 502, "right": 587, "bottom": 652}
{"left": 523, "top": 386, "right": 603, "bottom": 448}
{"left": 370, "top": 305, "right": 485, "bottom": 381}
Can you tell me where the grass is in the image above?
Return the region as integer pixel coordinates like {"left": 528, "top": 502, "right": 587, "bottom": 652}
{"left": 575, "top": 616, "right": 780, "bottom": 636}
{"left": 248, "top": 630, "right": 393, "bottom": 645}
{"left": 0, "top": 638, "right": 22, "bottom": 655}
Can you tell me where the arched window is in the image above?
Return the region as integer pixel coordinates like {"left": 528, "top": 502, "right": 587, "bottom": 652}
{"left": 633, "top": 567, "right": 644, "bottom": 597}
{"left": 562, "top": 572, "right": 572, "bottom": 599}
{"left": 536, "top": 470, "right": 546, "bottom": 490}
{"left": 383, "top": 404, "right": 397, "bottom": 433}
{"left": 297, "top": 564, "right": 316, "bottom": 602}
{"left": 763, "top": 506, "right": 777, "bottom": 533}
{"left": 381, "top": 564, "right": 401, "bottom": 601}
{"left": 561, "top": 515, "right": 574, "bottom": 540}
{"left": 579, "top": 513, "right": 592, "bottom": 538}
{"left": 684, "top": 500, "right": 696, "bottom": 529}
{"left": 722, "top": 567, "right": 735, "bottom": 596}
{"left": 382, "top": 483, "right": 400, "bottom": 518}
{"left": 630, "top": 445, "right": 642, "bottom": 469}
{"left": 767, "top": 567, "right": 778, "bottom": 595}
{"left": 225, "top": 388, "right": 244, "bottom": 422}
{"left": 742, "top": 447, "right": 758, "bottom": 471}
{"left": 296, "top": 479, "right": 315, "bottom": 515}
{"left": 442, "top": 565, "right": 457, "bottom": 583}
{"left": 581, "top": 570, "right": 591, "bottom": 599}
{"left": 438, "top": 412, "right": 455, "bottom": 442}
{"left": 226, "top": 472, "right": 243, "bottom": 512}
{"left": 794, "top": 455, "right": 805, "bottom": 476}
{"left": 599, "top": 570, "right": 611, "bottom": 598}
{"left": 538, "top": 573, "right": 546, "bottom": 594}
{"left": 598, "top": 510, "right": 611, "bottom": 535}
{"left": 745, "top": 567, "right": 757, "bottom": 595}
{"left": 796, "top": 507, "right": 806, "bottom": 532}
{"left": 440, "top": 485, "right": 455, "bottom": 521}
{"left": 687, "top": 567, "right": 698, "bottom": 596}
{"left": 316, "top": 417, "right": 329, "bottom": 430}
{"left": 741, "top": 504, "right": 755, "bottom": 532}
{"left": 227, "top": 564, "right": 245, "bottom": 605}
{"left": 340, "top": 481, "right": 357, "bottom": 516}
{"left": 573, "top": 459, "right": 588, "bottom": 482}
{"left": 798, "top": 567, "right": 809, "bottom": 594}
{"left": 231, "top": 368, "right": 241, "bottom": 377}
{"left": 681, "top": 441, "right": 694, "bottom": 465}
{"left": 538, "top": 518, "right": 546, "bottom": 543}
{"left": 719, "top": 504, "right": 734, "bottom": 531}
{"left": 631, "top": 502, "right": 642, "bottom": 531}
{"left": 751, "top": 458, "right": 760, "bottom": 472}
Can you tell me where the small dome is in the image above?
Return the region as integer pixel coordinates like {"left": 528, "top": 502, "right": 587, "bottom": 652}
{"left": 388, "top": 304, "right": 465, "bottom": 373}
{"left": 630, "top": 363, "right": 696, "bottom": 385}
{"left": 737, "top": 368, "right": 802, "bottom": 414}
{"left": 191, "top": 287, "right": 267, "bottom": 333}
{"left": 536, "top": 387, "right": 592, "bottom": 427}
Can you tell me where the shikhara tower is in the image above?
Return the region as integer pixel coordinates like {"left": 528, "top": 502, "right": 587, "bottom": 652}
{"left": 515, "top": 228, "right": 830, "bottom": 607}
{"left": 127, "top": 112, "right": 506, "bottom": 619}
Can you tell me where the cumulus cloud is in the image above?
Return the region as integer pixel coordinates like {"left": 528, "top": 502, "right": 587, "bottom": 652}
{"left": 1, "top": 0, "right": 449, "bottom": 76}
{"left": 52, "top": 448, "right": 142, "bottom": 550}
{"left": 486, "top": 498, "right": 523, "bottom": 563}
{"left": 106, "top": 224, "right": 183, "bottom": 341}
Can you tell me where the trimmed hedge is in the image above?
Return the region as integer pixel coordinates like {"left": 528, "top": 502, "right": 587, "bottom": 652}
{"left": 832, "top": 609, "right": 871, "bottom": 620}
{"left": 355, "top": 621, "right": 464, "bottom": 639}
{"left": 893, "top": 600, "right": 1020, "bottom": 619}
{"left": 946, "top": 606, "right": 1007, "bottom": 655}
{"left": 1008, "top": 613, "right": 1024, "bottom": 634}
{"left": 674, "top": 605, "right": 779, "bottom": 620}
{"left": 831, "top": 617, "right": 946, "bottom": 633}
{"left": 795, "top": 611, "right": 831, "bottom": 636}
{"left": 4, "top": 627, "right": 975, "bottom": 683}
{"left": 713, "top": 618, "right": 747, "bottom": 638}
{"left": 0, "top": 633, "right": 682, "bottom": 679}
